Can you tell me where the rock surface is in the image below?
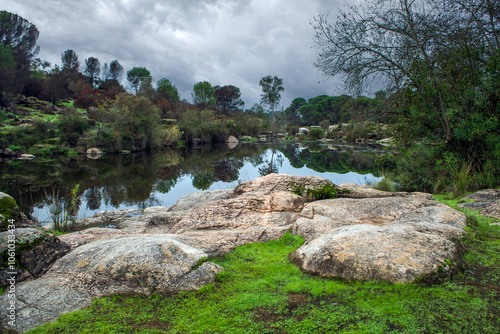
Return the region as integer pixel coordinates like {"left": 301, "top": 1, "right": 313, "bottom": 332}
{"left": 459, "top": 189, "right": 500, "bottom": 220}
{"left": 0, "top": 174, "right": 470, "bottom": 332}
{"left": 0, "top": 192, "right": 18, "bottom": 222}
{"left": 290, "top": 191, "right": 466, "bottom": 283}
{"left": 290, "top": 224, "right": 456, "bottom": 283}
{"left": 140, "top": 174, "right": 324, "bottom": 254}
{"left": 0, "top": 234, "right": 222, "bottom": 332}
{"left": 0, "top": 228, "right": 70, "bottom": 287}
{"left": 292, "top": 196, "right": 466, "bottom": 241}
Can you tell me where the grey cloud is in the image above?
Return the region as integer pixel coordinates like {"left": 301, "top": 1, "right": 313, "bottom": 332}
{"left": 3, "top": 0, "right": 345, "bottom": 107}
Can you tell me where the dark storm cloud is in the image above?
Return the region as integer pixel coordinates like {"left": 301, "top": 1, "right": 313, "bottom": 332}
{"left": 3, "top": 0, "right": 345, "bottom": 107}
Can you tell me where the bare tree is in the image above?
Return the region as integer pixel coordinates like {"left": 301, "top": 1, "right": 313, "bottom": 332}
{"left": 102, "top": 62, "right": 109, "bottom": 81}
{"left": 311, "top": 0, "right": 484, "bottom": 143}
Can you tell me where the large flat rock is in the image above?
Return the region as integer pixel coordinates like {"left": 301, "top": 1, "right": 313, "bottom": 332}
{"left": 0, "top": 234, "right": 222, "bottom": 333}
{"left": 290, "top": 194, "right": 466, "bottom": 283}
{"left": 290, "top": 224, "right": 456, "bottom": 283}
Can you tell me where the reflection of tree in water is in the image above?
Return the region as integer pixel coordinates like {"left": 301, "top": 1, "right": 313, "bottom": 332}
{"left": 192, "top": 172, "right": 215, "bottom": 190}
{"left": 279, "top": 144, "right": 305, "bottom": 169}
{"left": 278, "top": 144, "right": 384, "bottom": 176}
{"left": 84, "top": 186, "right": 102, "bottom": 210}
{"left": 155, "top": 178, "right": 177, "bottom": 194}
{"left": 2, "top": 142, "right": 385, "bottom": 218}
{"left": 258, "top": 147, "right": 284, "bottom": 176}
{"left": 137, "top": 195, "right": 162, "bottom": 210}
{"left": 213, "top": 159, "right": 243, "bottom": 182}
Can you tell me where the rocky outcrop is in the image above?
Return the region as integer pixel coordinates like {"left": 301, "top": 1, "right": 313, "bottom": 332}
{"left": 290, "top": 186, "right": 466, "bottom": 283}
{"left": 0, "top": 193, "right": 36, "bottom": 231}
{"left": 140, "top": 174, "right": 325, "bottom": 254}
{"left": 0, "top": 234, "right": 222, "bottom": 332}
{"left": 0, "top": 174, "right": 470, "bottom": 332}
{"left": 337, "top": 183, "right": 433, "bottom": 199}
{"left": 292, "top": 195, "right": 466, "bottom": 241}
{"left": 459, "top": 189, "right": 500, "bottom": 220}
{"left": 167, "top": 189, "right": 234, "bottom": 212}
{"left": 0, "top": 228, "right": 70, "bottom": 287}
{"left": 290, "top": 224, "right": 456, "bottom": 283}
{"left": 226, "top": 135, "right": 239, "bottom": 149}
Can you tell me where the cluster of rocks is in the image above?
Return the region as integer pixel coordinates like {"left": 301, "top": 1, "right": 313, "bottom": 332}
{"left": 458, "top": 189, "right": 500, "bottom": 221}
{"left": 0, "top": 174, "right": 477, "bottom": 332}
{"left": 15, "top": 95, "right": 61, "bottom": 115}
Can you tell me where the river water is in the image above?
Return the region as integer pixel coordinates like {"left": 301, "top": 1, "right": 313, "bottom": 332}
{"left": 0, "top": 142, "right": 390, "bottom": 222}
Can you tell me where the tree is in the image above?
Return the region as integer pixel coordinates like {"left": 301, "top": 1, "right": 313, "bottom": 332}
{"left": 102, "top": 63, "right": 109, "bottom": 81}
{"left": 284, "top": 97, "right": 306, "bottom": 125}
{"left": 259, "top": 75, "right": 284, "bottom": 122}
{"left": 108, "top": 60, "right": 124, "bottom": 82}
{"left": 61, "top": 49, "right": 80, "bottom": 73}
{"left": 0, "top": 44, "right": 15, "bottom": 106}
{"left": 43, "top": 65, "right": 69, "bottom": 104}
{"left": 0, "top": 11, "right": 39, "bottom": 62}
{"left": 157, "top": 78, "right": 179, "bottom": 102}
{"left": 127, "top": 67, "right": 151, "bottom": 95}
{"left": 312, "top": 0, "right": 500, "bottom": 190}
{"left": 0, "top": 11, "right": 39, "bottom": 96}
{"left": 83, "top": 57, "right": 100, "bottom": 86}
{"left": 214, "top": 85, "right": 244, "bottom": 114}
{"left": 192, "top": 81, "right": 216, "bottom": 109}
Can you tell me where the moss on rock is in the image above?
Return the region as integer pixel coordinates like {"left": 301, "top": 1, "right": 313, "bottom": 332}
{"left": 0, "top": 193, "right": 18, "bottom": 227}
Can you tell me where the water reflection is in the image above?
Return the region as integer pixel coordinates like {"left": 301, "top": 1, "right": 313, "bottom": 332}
{"left": 0, "top": 142, "right": 390, "bottom": 221}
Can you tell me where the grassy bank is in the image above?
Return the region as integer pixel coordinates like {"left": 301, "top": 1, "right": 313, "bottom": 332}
{"left": 23, "top": 197, "right": 500, "bottom": 334}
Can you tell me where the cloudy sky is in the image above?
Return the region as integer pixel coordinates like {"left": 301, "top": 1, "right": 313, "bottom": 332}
{"left": 3, "top": 0, "right": 348, "bottom": 108}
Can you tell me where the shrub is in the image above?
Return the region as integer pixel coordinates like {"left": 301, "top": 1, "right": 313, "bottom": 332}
{"left": 374, "top": 177, "right": 398, "bottom": 192}
{"left": 289, "top": 182, "right": 350, "bottom": 201}
{"left": 0, "top": 110, "right": 6, "bottom": 124}
{"left": 56, "top": 108, "right": 90, "bottom": 146}
{"left": 308, "top": 127, "right": 324, "bottom": 140}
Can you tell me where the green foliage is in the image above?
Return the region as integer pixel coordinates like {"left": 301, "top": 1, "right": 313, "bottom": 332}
{"left": 0, "top": 194, "right": 18, "bottom": 220}
{"left": 373, "top": 177, "right": 398, "bottom": 192}
{"left": 126, "top": 67, "right": 151, "bottom": 95}
{"left": 307, "top": 127, "right": 324, "bottom": 140}
{"left": 3, "top": 120, "right": 57, "bottom": 150}
{"left": 214, "top": 85, "right": 244, "bottom": 114}
{"left": 289, "top": 182, "right": 348, "bottom": 201}
{"left": 0, "top": 43, "right": 15, "bottom": 75}
{"left": 56, "top": 108, "right": 90, "bottom": 147}
{"left": 299, "top": 95, "right": 353, "bottom": 126}
{"left": 43, "top": 183, "right": 81, "bottom": 232}
{"left": 178, "top": 109, "right": 237, "bottom": 143}
{"left": 192, "top": 81, "right": 216, "bottom": 109}
{"left": 392, "top": 142, "right": 445, "bottom": 192}
{"left": 259, "top": 75, "right": 284, "bottom": 115}
{"left": 0, "top": 109, "right": 6, "bottom": 124}
{"left": 437, "top": 153, "right": 473, "bottom": 198}
{"left": 157, "top": 78, "right": 179, "bottom": 102}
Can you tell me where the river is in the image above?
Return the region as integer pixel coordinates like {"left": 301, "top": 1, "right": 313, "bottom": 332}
{"left": 0, "top": 142, "right": 390, "bottom": 222}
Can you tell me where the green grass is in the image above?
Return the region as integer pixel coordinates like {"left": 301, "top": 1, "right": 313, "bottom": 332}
{"left": 25, "top": 201, "right": 500, "bottom": 334}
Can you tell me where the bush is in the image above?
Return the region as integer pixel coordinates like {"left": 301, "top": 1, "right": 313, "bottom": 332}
{"left": 308, "top": 127, "right": 324, "bottom": 140}
{"left": 374, "top": 177, "right": 398, "bottom": 192}
{"left": 9, "top": 120, "right": 57, "bottom": 149}
{"left": 0, "top": 110, "right": 6, "bottom": 124}
{"left": 289, "top": 182, "right": 350, "bottom": 201}
{"left": 56, "top": 108, "right": 90, "bottom": 146}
